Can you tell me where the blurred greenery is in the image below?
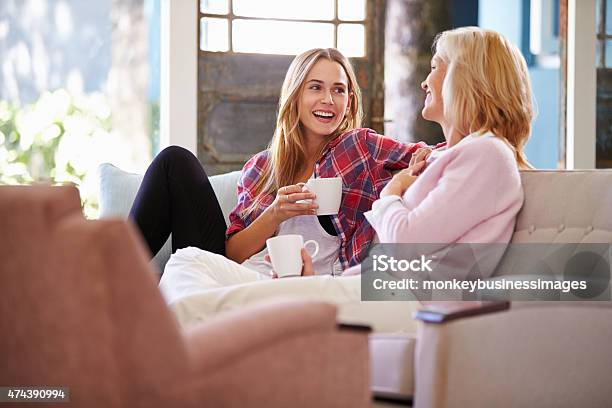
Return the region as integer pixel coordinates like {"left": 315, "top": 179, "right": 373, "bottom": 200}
{"left": 149, "top": 99, "right": 160, "bottom": 157}
{"left": 0, "top": 89, "right": 113, "bottom": 218}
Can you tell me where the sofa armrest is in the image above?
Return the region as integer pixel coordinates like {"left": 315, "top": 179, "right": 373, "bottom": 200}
{"left": 183, "top": 299, "right": 337, "bottom": 373}
{"left": 414, "top": 305, "right": 612, "bottom": 408}
{"left": 337, "top": 323, "right": 372, "bottom": 332}
{"left": 414, "top": 301, "right": 510, "bottom": 324}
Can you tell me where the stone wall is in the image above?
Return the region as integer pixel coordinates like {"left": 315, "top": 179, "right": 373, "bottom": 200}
{"left": 384, "top": 0, "right": 451, "bottom": 144}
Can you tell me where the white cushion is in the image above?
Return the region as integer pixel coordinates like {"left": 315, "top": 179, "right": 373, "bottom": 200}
{"left": 98, "top": 163, "right": 144, "bottom": 218}
{"left": 98, "top": 163, "right": 241, "bottom": 273}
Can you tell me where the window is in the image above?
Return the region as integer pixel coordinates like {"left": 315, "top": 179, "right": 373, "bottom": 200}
{"left": 0, "top": 0, "right": 161, "bottom": 216}
{"left": 522, "top": 0, "right": 560, "bottom": 68}
{"left": 597, "top": 0, "right": 612, "bottom": 68}
{"left": 597, "top": 0, "right": 612, "bottom": 168}
{"left": 199, "top": 0, "right": 366, "bottom": 57}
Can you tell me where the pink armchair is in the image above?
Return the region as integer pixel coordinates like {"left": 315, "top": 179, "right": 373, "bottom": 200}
{"left": 0, "top": 185, "right": 370, "bottom": 407}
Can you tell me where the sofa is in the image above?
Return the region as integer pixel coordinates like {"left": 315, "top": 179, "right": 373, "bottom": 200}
{"left": 0, "top": 184, "right": 372, "bottom": 407}
{"left": 99, "top": 163, "right": 612, "bottom": 407}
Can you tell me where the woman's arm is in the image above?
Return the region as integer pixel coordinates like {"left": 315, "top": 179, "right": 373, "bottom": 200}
{"left": 368, "top": 137, "right": 522, "bottom": 244}
{"left": 225, "top": 208, "right": 279, "bottom": 264}
{"left": 358, "top": 129, "right": 442, "bottom": 172}
{"left": 380, "top": 149, "right": 430, "bottom": 197}
{"left": 225, "top": 184, "right": 318, "bottom": 264}
{"left": 361, "top": 130, "right": 425, "bottom": 170}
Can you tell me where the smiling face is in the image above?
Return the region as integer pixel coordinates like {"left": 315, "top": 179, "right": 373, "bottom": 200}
{"left": 421, "top": 54, "right": 447, "bottom": 125}
{"left": 298, "top": 58, "right": 351, "bottom": 142}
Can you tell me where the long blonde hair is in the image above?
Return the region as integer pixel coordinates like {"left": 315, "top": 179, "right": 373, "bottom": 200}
{"left": 246, "top": 48, "right": 362, "bottom": 215}
{"left": 433, "top": 27, "right": 534, "bottom": 169}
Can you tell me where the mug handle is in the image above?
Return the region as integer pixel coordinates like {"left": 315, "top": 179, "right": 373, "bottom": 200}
{"left": 294, "top": 182, "right": 312, "bottom": 204}
{"left": 303, "top": 240, "right": 319, "bottom": 259}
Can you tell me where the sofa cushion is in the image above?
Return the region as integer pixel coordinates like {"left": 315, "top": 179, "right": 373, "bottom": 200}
{"left": 494, "top": 170, "right": 612, "bottom": 278}
{"left": 512, "top": 170, "right": 612, "bottom": 244}
{"left": 98, "top": 163, "right": 242, "bottom": 273}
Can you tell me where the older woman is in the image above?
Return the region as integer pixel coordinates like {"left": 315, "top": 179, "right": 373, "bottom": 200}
{"left": 369, "top": 27, "right": 531, "bottom": 243}
{"left": 160, "top": 27, "right": 534, "bottom": 331}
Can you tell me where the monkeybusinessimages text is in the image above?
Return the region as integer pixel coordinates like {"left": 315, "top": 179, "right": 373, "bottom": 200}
{"left": 370, "top": 255, "right": 587, "bottom": 293}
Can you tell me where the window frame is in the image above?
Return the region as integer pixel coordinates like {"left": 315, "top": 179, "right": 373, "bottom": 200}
{"left": 198, "top": 0, "right": 368, "bottom": 58}
{"left": 596, "top": 0, "right": 612, "bottom": 68}
{"left": 565, "top": 0, "right": 597, "bottom": 169}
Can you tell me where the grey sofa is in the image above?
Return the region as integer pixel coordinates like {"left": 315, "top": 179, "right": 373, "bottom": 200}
{"left": 371, "top": 170, "right": 612, "bottom": 407}
{"left": 99, "top": 164, "right": 612, "bottom": 407}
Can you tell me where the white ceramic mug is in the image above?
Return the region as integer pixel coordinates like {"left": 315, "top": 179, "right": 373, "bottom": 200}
{"left": 301, "top": 177, "right": 342, "bottom": 215}
{"left": 266, "top": 234, "right": 320, "bottom": 278}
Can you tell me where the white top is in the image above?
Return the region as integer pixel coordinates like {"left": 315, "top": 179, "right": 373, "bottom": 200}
{"left": 241, "top": 214, "right": 342, "bottom": 276}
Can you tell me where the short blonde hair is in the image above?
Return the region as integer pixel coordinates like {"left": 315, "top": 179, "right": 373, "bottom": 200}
{"left": 433, "top": 27, "right": 534, "bottom": 168}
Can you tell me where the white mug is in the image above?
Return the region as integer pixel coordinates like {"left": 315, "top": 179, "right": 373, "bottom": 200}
{"left": 266, "top": 234, "right": 319, "bottom": 278}
{"left": 301, "top": 177, "right": 343, "bottom": 215}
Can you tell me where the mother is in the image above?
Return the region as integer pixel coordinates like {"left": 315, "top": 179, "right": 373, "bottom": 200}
{"left": 161, "top": 27, "right": 534, "bottom": 331}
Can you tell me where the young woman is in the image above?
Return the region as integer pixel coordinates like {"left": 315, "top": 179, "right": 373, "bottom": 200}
{"left": 159, "top": 27, "right": 534, "bottom": 332}
{"left": 130, "top": 47, "right": 427, "bottom": 281}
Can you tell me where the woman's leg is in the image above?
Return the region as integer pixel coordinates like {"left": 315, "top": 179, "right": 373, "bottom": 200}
{"left": 159, "top": 248, "right": 419, "bottom": 333}
{"left": 159, "top": 247, "right": 269, "bottom": 305}
{"left": 168, "top": 274, "right": 420, "bottom": 332}
{"left": 129, "top": 145, "right": 227, "bottom": 257}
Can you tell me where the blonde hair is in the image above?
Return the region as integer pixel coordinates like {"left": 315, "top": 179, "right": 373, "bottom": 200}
{"left": 433, "top": 27, "right": 534, "bottom": 169}
{"left": 246, "top": 48, "right": 362, "bottom": 215}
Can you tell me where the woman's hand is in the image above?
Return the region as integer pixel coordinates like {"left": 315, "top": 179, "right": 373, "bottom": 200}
{"left": 264, "top": 184, "right": 319, "bottom": 227}
{"left": 381, "top": 147, "right": 431, "bottom": 198}
{"left": 266, "top": 248, "right": 315, "bottom": 278}
{"left": 409, "top": 147, "right": 432, "bottom": 169}
{"left": 226, "top": 184, "right": 318, "bottom": 264}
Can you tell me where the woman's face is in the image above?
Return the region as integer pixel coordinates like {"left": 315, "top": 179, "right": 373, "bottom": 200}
{"left": 298, "top": 59, "right": 351, "bottom": 141}
{"left": 421, "top": 54, "right": 447, "bottom": 124}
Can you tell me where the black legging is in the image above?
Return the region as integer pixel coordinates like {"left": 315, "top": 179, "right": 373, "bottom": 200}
{"left": 129, "top": 145, "right": 338, "bottom": 260}
{"left": 129, "top": 146, "right": 227, "bottom": 257}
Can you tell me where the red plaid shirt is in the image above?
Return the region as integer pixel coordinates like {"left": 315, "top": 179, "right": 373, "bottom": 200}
{"left": 227, "top": 128, "right": 443, "bottom": 269}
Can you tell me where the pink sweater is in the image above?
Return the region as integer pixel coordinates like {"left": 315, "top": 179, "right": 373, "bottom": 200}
{"left": 365, "top": 133, "right": 524, "bottom": 245}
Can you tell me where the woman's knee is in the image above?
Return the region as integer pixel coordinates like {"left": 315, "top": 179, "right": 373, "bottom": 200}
{"left": 157, "top": 145, "right": 197, "bottom": 163}
{"left": 153, "top": 145, "right": 208, "bottom": 177}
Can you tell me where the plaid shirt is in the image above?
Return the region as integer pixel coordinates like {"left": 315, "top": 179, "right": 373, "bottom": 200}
{"left": 227, "top": 128, "right": 443, "bottom": 269}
